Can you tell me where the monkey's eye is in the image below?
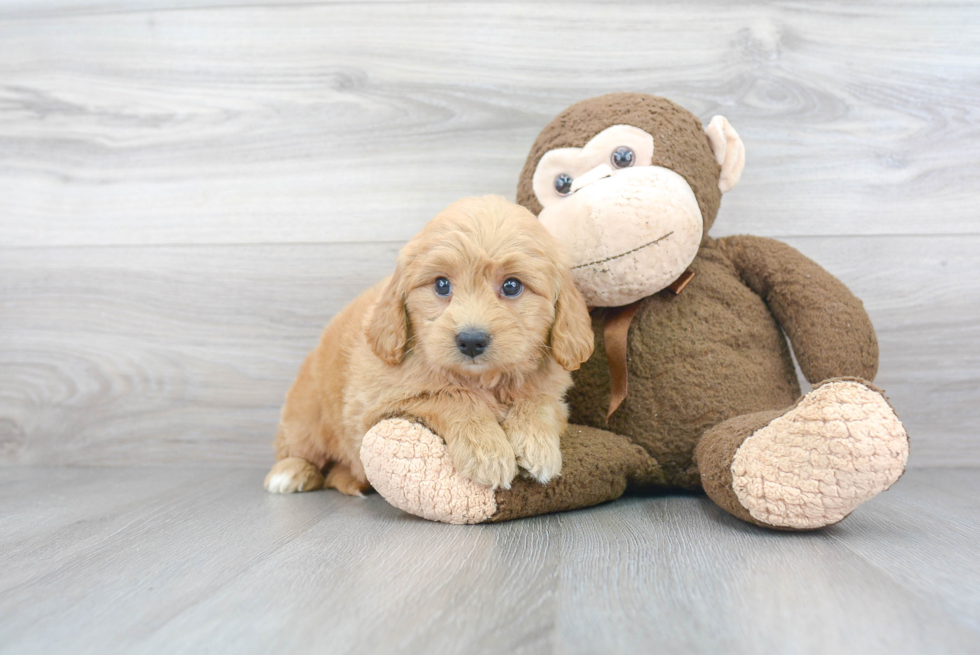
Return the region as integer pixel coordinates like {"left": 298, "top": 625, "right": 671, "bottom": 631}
{"left": 434, "top": 277, "right": 452, "bottom": 297}
{"left": 611, "top": 146, "right": 635, "bottom": 169}
{"left": 501, "top": 278, "right": 523, "bottom": 298}
{"left": 554, "top": 173, "right": 573, "bottom": 196}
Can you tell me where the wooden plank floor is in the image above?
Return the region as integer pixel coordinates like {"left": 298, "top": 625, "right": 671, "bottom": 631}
{"left": 2, "top": 467, "right": 978, "bottom": 654}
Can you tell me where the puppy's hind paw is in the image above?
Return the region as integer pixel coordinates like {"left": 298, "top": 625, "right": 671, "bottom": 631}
{"left": 264, "top": 457, "right": 325, "bottom": 494}
{"left": 324, "top": 463, "right": 372, "bottom": 497}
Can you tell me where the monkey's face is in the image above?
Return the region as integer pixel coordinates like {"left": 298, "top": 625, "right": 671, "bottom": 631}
{"left": 532, "top": 125, "right": 704, "bottom": 307}
{"left": 519, "top": 94, "right": 745, "bottom": 308}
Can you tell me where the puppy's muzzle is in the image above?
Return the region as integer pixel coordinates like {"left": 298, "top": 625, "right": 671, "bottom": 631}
{"left": 456, "top": 330, "right": 490, "bottom": 358}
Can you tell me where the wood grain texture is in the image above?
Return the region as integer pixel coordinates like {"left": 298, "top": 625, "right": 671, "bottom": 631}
{"left": 1, "top": 466, "right": 978, "bottom": 654}
{"left": 1, "top": 234, "right": 977, "bottom": 467}
{"left": 1, "top": 1, "right": 978, "bottom": 247}
{"left": 0, "top": 242, "right": 399, "bottom": 466}
{"left": 826, "top": 468, "right": 980, "bottom": 632}
{"left": 0, "top": 467, "right": 561, "bottom": 655}
{"left": 556, "top": 492, "right": 980, "bottom": 654}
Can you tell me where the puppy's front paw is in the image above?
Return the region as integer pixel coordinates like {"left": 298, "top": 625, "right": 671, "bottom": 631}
{"left": 448, "top": 427, "right": 518, "bottom": 490}
{"left": 503, "top": 401, "right": 565, "bottom": 484}
{"left": 512, "top": 433, "right": 562, "bottom": 485}
{"left": 264, "top": 457, "right": 324, "bottom": 494}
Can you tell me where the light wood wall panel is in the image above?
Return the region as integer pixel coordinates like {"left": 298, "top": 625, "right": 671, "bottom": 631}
{"left": 0, "top": 242, "right": 398, "bottom": 466}
{"left": 0, "top": 235, "right": 975, "bottom": 467}
{"left": 1, "top": 1, "right": 978, "bottom": 247}
{"left": 0, "top": 0, "right": 977, "bottom": 467}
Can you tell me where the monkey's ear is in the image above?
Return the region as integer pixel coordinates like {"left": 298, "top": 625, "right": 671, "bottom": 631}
{"left": 550, "top": 269, "right": 595, "bottom": 371}
{"left": 365, "top": 270, "right": 409, "bottom": 366}
{"left": 705, "top": 116, "right": 746, "bottom": 193}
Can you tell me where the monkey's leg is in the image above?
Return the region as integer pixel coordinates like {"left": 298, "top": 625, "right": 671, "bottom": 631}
{"left": 695, "top": 378, "right": 909, "bottom": 530}
{"left": 360, "top": 419, "right": 663, "bottom": 524}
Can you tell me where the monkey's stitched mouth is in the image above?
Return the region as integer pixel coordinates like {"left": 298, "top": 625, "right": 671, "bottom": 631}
{"left": 571, "top": 232, "right": 673, "bottom": 270}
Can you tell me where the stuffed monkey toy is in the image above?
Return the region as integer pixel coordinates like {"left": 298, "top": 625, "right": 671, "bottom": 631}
{"left": 360, "top": 93, "right": 909, "bottom": 530}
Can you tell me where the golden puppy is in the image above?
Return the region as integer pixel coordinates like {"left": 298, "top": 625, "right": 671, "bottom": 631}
{"left": 264, "top": 195, "right": 594, "bottom": 496}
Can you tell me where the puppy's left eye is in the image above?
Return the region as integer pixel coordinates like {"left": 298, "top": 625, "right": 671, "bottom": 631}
{"left": 434, "top": 277, "right": 452, "bottom": 297}
{"left": 501, "top": 278, "right": 523, "bottom": 298}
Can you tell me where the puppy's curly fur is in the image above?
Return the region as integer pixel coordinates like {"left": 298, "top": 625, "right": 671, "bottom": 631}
{"left": 264, "top": 196, "right": 594, "bottom": 496}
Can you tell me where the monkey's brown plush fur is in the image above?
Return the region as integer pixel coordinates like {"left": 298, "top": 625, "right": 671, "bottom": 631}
{"left": 361, "top": 93, "right": 909, "bottom": 529}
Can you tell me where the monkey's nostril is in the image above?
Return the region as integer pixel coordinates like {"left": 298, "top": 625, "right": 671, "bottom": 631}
{"left": 456, "top": 330, "right": 490, "bottom": 358}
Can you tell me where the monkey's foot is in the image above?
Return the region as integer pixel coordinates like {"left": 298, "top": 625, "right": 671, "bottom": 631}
{"left": 360, "top": 419, "right": 498, "bottom": 524}
{"left": 729, "top": 379, "right": 909, "bottom": 530}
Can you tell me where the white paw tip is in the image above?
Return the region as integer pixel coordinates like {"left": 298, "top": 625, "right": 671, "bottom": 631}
{"left": 265, "top": 472, "right": 293, "bottom": 494}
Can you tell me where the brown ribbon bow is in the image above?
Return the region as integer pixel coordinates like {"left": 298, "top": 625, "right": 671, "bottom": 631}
{"left": 600, "top": 270, "right": 696, "bottom": 419}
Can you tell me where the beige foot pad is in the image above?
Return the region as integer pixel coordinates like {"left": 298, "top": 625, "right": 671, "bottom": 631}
{"left": 731, "top": 380, "right": 909, "bottom": 529}
{"left": 360, "top": 418, "right": 497, "bottom": 525}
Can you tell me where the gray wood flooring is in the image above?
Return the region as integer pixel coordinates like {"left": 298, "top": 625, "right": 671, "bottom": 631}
{"left": 1, "top": 467, "right": 978, "bottom": 655}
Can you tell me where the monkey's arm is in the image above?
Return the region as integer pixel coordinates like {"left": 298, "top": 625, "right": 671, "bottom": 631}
{"left": 716, "top": 235, "right": 878, "bottom": 383}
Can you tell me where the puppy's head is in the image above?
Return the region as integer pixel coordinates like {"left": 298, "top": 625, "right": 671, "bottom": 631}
{"left": 366, "top": 196, "right": 594, "bottom": 376}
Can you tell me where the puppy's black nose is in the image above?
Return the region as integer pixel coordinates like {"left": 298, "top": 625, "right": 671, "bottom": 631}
{"left": 456, "top": 330, "right": 490, "bottom": 358}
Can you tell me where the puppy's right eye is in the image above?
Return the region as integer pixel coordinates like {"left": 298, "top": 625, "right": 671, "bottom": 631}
{"left": 554, "top": 173, "right": 573, "bottom": 196}
{"left": 501, "top": 278, "right": 523, "bottom": 298}
{"left": 434, "top": 277, "right": 452, "bottom": 297}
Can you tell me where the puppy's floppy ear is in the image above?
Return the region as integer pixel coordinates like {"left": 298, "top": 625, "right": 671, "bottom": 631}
{"left": 366, "top": 269, "right": 409, "bottom": 366}
{"left": 550, "top": 269, "right": 595, "bottom": 371}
